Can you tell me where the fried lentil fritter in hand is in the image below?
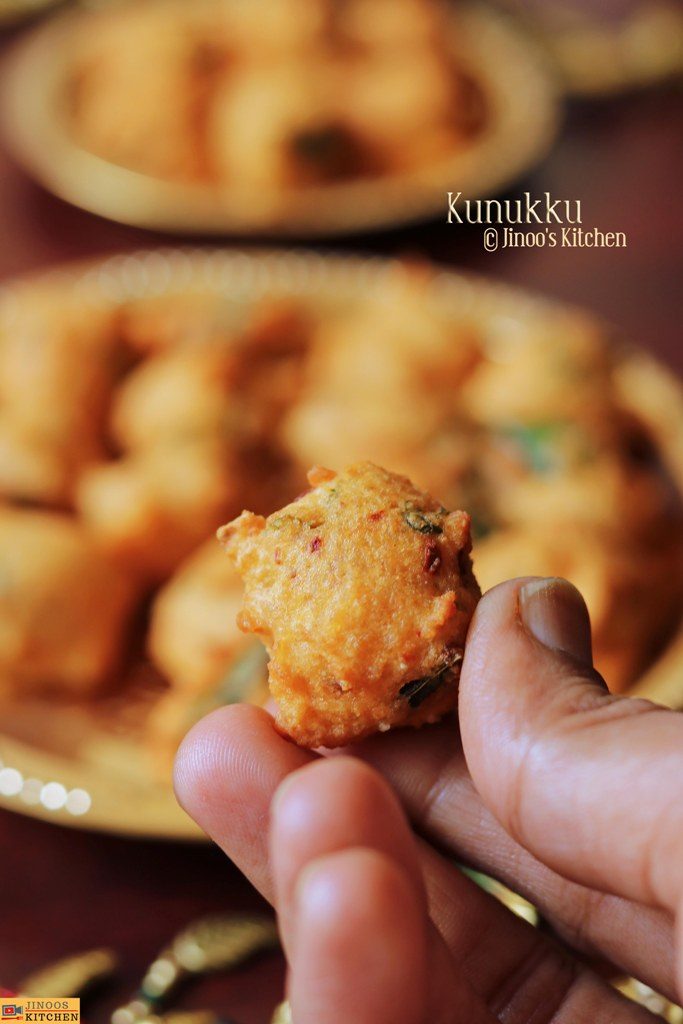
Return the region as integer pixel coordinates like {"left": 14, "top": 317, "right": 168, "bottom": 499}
{"left": 219, "top": 462, "right": 480, "bottom": 748}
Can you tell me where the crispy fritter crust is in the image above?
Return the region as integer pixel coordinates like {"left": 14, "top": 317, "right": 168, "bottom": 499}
{"left": 220, "top": 462, "right": 480, "bottom": 748}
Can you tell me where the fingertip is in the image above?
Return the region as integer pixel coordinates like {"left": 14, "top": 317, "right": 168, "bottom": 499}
{"left": 460, "top": 575, "right": 598, "bottom": 727}
{"left": 295, "top": 847, "right": 416, "bottom": 929}
{"left": 465, "top": 576, "right": 536, "bottom": 653}
{"left": 173, "top": 703, "right": 275, "bottom": 815}
{"left": 294, "top": 851, "right": 350, "bottom": 926}
{"left": 464, "top": 576, "right": 594, "bottom": 675}
{"left": 269, "top": 755, "right": 426, "bottom": 963}
{"left": 172, "top": 706, "right": 228, "bottom": 815}
{"left": 290, "top": 848, "right": 428, "bottom": 1024}
{"left": 173, "top": 703, "right": 313, "bottom": 898}
{"left": 459, "top": 577, "right": 536, "bottom": 718}
{"left": 270, "top": 755, "right": 419, "bottom": 896}
{"left": 272, "top": 756, "right": 393, "bottom": 833}
{"left": 519, "top": 577, "right": 593, "bottom": 667}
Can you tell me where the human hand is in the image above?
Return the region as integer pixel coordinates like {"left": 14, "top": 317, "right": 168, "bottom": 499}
{"left": 175, "top": 577, "right": 683, "bottom": 1023}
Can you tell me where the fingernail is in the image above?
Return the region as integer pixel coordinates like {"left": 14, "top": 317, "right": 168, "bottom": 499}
{"left": 519, "top": 578, "right": 593, "bottom": 666}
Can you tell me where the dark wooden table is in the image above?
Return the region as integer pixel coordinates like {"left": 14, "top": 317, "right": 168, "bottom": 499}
{"left": 0, "top": 14, "right": 681, "bottom": 1021}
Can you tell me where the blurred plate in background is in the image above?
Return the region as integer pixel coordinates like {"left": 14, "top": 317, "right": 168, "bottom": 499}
{"left": 0, "top": 2, "right": 561, "bottom": 236}
{"left": 0, "top": 249, "right": 682, "bottom": 839}
{"left": 497, "top": 0, "right": 683, "bottom": 96}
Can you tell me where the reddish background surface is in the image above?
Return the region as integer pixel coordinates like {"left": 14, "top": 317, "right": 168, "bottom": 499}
{"left": 0, "top": 14, "right": 681, "bottom": 1022}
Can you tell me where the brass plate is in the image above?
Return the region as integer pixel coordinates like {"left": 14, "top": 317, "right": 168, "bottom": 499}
{"left": 498, "top": 0, "right": 683, "bottom": 96}
{"left": 0, "top": 2, "right": 561, "bottom": 237}
{"left": 0, "top": 248, "right": 681, "bottom": 840}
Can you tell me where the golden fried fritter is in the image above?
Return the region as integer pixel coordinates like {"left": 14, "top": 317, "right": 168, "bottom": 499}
{"left": 118, "top": 293, "right": 237, "bottom": 355}
{"left": 207, "top": 60, "right": 363, "bottom": 190}
{"left": 0, "top": 508, "right": 136, "bottom": 695}
{"left": 213, "top": 0, "right": 333, "bottom": 61}
{"left": 82, "top": 297, "right": 312, "bottom": 582}
{"left": 0, "top": 287, "right": 118, "bottom": 505}
{"left": 76, "top": 438, "right": 297, "bottom": 582}
{"left": 459, "top": 311, "right": 614, "bottom": 425}
{"left": 70, "top": 5, "right": 207, "bottom": 181}
{"left": 283, "top": 269, "right": 481, "bottom": 474}
{"left": 149, "top": 540, "right": 249, "bottom": 694}
{"left": 111, "top": 348, "right": 239, "bottom": 452}
{"left": 336, "top": 0, "right": 443, "bottom": 51}
{"left": 114, "top": 298, "right": 311, "bottom": 447}
{"left": 220, "top": 462, "right": 480, "bottom": 748}
{"left": 147, "top": 542, "right": 269, "bottom": 759}
{"left": 344, "top": 50, "right": 475, "bottom": 171}
{"left": 76, "top": 439, "right": 244, "bottom": 581}
{"left": 0, "top": 418, "right": 82, "bottom": 508}
{"left": 68, "top": 0, "right": 485, "bottom": 190}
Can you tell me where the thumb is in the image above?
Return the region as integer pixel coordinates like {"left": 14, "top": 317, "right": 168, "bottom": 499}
{"left": 459, "top": 577, "right": 683, "bottom": 920}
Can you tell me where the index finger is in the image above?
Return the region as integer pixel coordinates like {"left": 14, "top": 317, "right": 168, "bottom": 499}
{"left": 174, "top": 703, "right": 314, "bottom": 900}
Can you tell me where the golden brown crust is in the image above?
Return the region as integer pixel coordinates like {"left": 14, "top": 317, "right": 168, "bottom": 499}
{"left": 220, "top": 462, "right": 480, "bottom": 747}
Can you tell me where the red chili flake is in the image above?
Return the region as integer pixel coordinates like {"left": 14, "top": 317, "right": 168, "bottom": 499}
{"left": 368, "top": 510, "right": 385, "bottom": 522}
{"left": 274, "top": 547, "right": 282, "bottom": 565}
{"left": 423, "top": 540, "right": 441, "bottom": 573}
{"left": 310, "top": 536, "right": 323, "bottom": 553}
